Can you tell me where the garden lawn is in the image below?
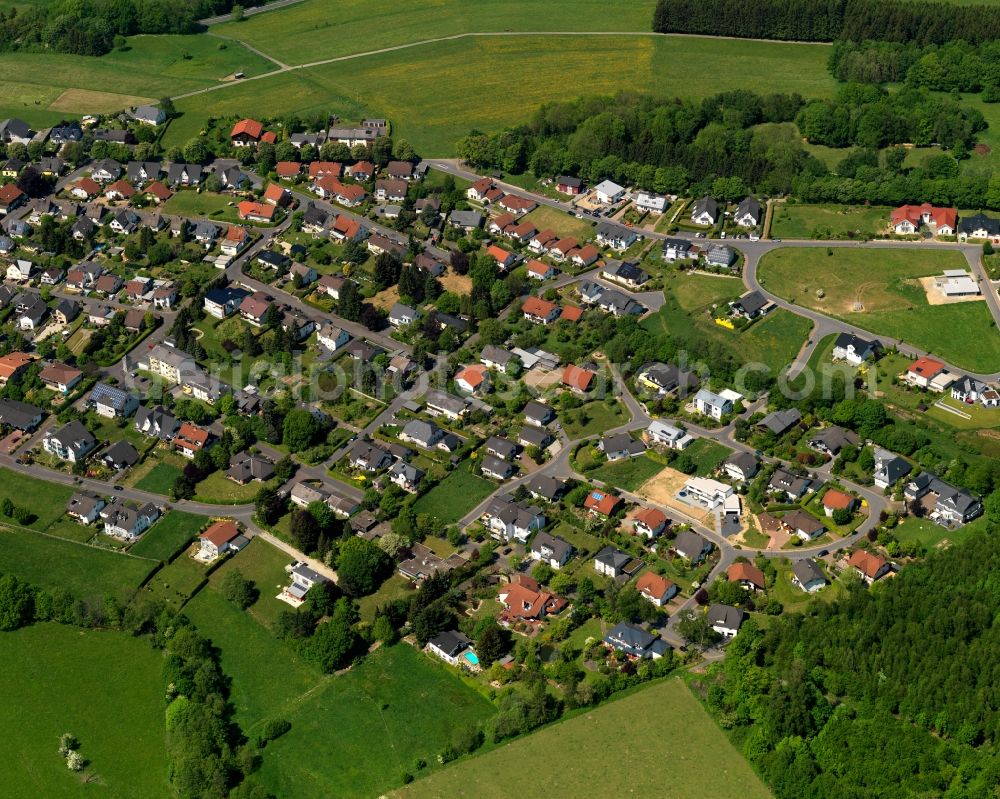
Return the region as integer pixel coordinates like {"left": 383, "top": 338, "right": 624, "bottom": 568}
{"left": 194, "top": 470, "right": 264, "bottom": 504}
{"left": 356, "top": 573, "right": 417, "bottom": 623}
{"left": 757, "top": 247, "right": 1000, "bottom": 372}
{"left": 0, "top": 526, "right": 156, "bottom": 595}
{"left": 184, "top": 586, "right": 320, "bottom": 730}
{"left": 142, "top": 553, "right": 209, "bottom": 610}
{"left": 133, "top": 461, "right": 183, "bottom": 495}
{"left": 0, "top": 467, "right": 73, "bottom": 529}
{"left": 685, "top": 438, "right": 732, "bottom": 475}
{"left": 591, "top": 453, "right": 663, "bottom": 491}
{"left": 523, "top": 204, "right": 596, "bottom": 242}
{"left": 129, "top": 510, "right": 205, "bottom": 561}
{"left": 769, "top": 203, "right": 892, "bottom": 239}
{"left": 559, "top": 399, "right": 629, "bottom": 439}
{"left": 394, "top": 678, "right": 771, "bottom": 799}
{"left": 892, "top": 514, "right": 988, "bottom": 550}
{"left": 207, "top": 537, "right": 296, "bottom": 631}
{"left": 0, "top": 623, "right": 169, "bottom": 799}
{"left": 162, "top": 190, "right": 242, "bottom": 223}
{"left": 169, "top": 35, "right": 835, "bottom": 155}
{"left": 412, "top": 460, "right": 497, "bottom": 524}
{"left": 255, "top": 644, "right": 496, "bottom": 799}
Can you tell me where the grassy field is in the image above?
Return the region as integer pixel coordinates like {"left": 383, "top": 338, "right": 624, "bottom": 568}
{"left": 591, "top": 453, "right": 663, "bottom": 490}
{"left": 0, "top": 34, "right": 275, "bottom": 127}
{"left": 559, "top": 398, "right": 629, "bottom": 439}
{"left": 193, "top": 470, "right": 263, "bottom": 503}
{"left": 129, "top": 510, "right": 204, "bottom": 561}
{"left": 142, "top": 552, "right": 209, "bottom": 610}
{"left": 685, "top": 438, "right": 732, "bottom": 475}
{"left": 205, "top": 536, "right": 294, "bottom": 631}
{"left": 892, "top": 514, "right": 988, "bottom": 550}
{"left": 770, "top": 203, "right": 892, "bottom": 239}
{"left": 0, "top": 467, "right": 73, "bottom": 529}
{"left": 0, "top": 526, "right": 156, "bottom": 595}
{"left": 168, "top": 35, "right": 835, "bottom": 155}
{"left": 255, "top": 644, "right": 496, "bottom": 798}
{"left": 523, "top": 204, "right": 596, "bottom": 241}
{"left": 162, "top": 189, "right": 244, "bottom": 223}
{"left": 214, "top": 0, "right": 659, "bottom": 64}
{"left": 0, "top": 623, "right": 169, "bottom": 799}
{"left": 134, "top": 460, "right": 183, "bottom": 495}
{"left": 645, "top": 272, "right": 813, "bottom": 378}
{"left": 184, "top": 585, "right": 320, "bottom": 729}
{"left": 412, "top": 460, "right": 497, "bottom": 524}
{"left": 395, "top": 677, "right": 772, "bottom": 799}
{"left": 757, "top": 247, "right": 1000, "bottom": 372}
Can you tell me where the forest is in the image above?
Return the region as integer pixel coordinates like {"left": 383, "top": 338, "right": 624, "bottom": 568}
{"left": 0, "top": 0, "right": 248, "bottom": 55}
{"left": 456, "top": 88, "right": 996, "bottom": 208}
{"left": 652, "top": 0, "right": 1000, "bottom": 46}
{"left": 703, "top": 528, "right": 1000, "bottom": 798}
{"left": 829, "top": 40, "right": 1000, "bottom": 97}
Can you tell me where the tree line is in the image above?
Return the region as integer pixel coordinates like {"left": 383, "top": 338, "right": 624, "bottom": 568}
{"left": 703, "top": 526, "right": 1000, "bottom": 798}
{"left": 0, "top": 0, "right": 248, "bottom": 56}
{"left": 829, "top": 39, "right": 1000, "bottom": 98}
{"left": 652, "top": 0, "right": 1000, "bottom": 46}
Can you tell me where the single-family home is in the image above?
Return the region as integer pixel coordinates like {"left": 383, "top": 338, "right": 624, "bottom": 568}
{"left": 101, "top": 440, "right": 140, "bottom": 471}
{"left": 890, "top": 203, "right": 956, "bottom": 236}
{"left": 426, "top": 630, "right": 473, "bottom": 666}
{"left": 823, "top": 488, "right": 858, "bottom": 517}
{"left": 707, "top": 603, "right": 745, "bottom": 639}
{"left": 847, "top": 549, "right": 890, "bottom": 584}
{"left": 204, "top": 285, "right": 251, "bottom": 319}
{"left": 562, "top": 364, "right": 596, "bottom": 392}
{"left": 632, "top": 506, "right": 669, "bottom": 538}
{"left": 693, "top": 388, "right": 733, "bottom": 420}
{"left": 634, "top": 192, "right": 667, "bottom": 213}
{"left": 480, "top": 455, "right": 515, "bottom": 480}
{"left": 645, "top": 420, "right": 694, "bottom": 450}
{"left": 723, "top": 451, "right": 759, "bottom": 483}
{"left": 425, "top": 389, "right": 469, "bottom": 420}
{"left": 66, "top": 492, "right": 106, "bottom": 524}
{"left": 957, "top": 213, "right": 1000, "bottom": 243}
{"left": 89, "top": 382, "right": 139, "bottom": 419}
{"left": 198, "top": 519, "right": 243, "bottom": 560}
{"left": 831, "top": 332, "right": 880, "bottom": 366}
{"left": 596, "top": 223, "right": 639, "bottom": 252}
{"left": 43, "top": 420, "right": 96, "bottom": 462}
{"left": 808, "top": 426, "right": 859, "bottom": 455}
{"left": 729, "top": 291, "right": 770, "bottom": 320}
{"left": 728, "top": 562, "right": 765, "bottom": 592}
{"left": 661, "top": 237, "right": 694, "bottom": 261}
{"left": 783, "top": 508, "right": 825, "bottom": 541}
{"left": 102, "top": 500, "right": 159, "bottom": 540}
{"left": 757, "top": 408, "right": 802, "bottom": 437}
{"left": 174, "top": 422, "right": 211, "bottom": 459}
{"left": 792, "top": 559, "right": 827, "bottom": 592}
{"left": 39, "top": 362, "right": 82, "bottom": 395}
{"left": 635, "top": 571, "right": 676, "bottom": 606}
{"left": 673, "top": 530, "right": 710, "bottom": 562}
{"left": 389, "top": 461, "right": 425, "bottom": 493}
{"left": 231, "top": 118, "right": 264, "bottom": 147}
{"left": 690, "top": 196, "right": 719, "bottom": 226}
{"left": 584, "top": 489, "right": 623, "bottom": 517}
{"left": 226, "top": 452, "right": 275, "bottom": 485}
{"left": 455, "top": 363, "right": 489, "bottom": 394}
{"left": 134, "top": 405, "right": 178, "bottom": 440}
{"left": 0, "top": 398, "right": 43, "bottom": 431}
{"left": 603, "top": 622, "right": 670, "bottom": 659}
{"left": 524, "top": 400, "right": 555, "bottom": 427}
{"left": 733, "top": 196, "right": 762, "bottom": 227}
{"left": 601, "top": 259, "right": 648, "bottom": 287}
{"left": 594, "top": 546, "right": 641, "bottom": 579}
{"left": 555, "top": 176, "right": 583, "bottom": 195}
{"left": 522, "top": 295, "right": 561, "bottom": 325}
{"left": 529, "top": 531, "right": 574, "bottom": 569}
{"left": 346, "top": 439, "right": 393, "bottom": 472}
{"left": 598, "top": 432, "right": 646, "bottom": 461}
{"left": 768, "top": 467, "right": 812, "bottom": 501}
{"left": 873, "top": 447, "right": 912, "bottom": 489}
{"left": 593, "top": 179, "right": 625, "bottom": 204}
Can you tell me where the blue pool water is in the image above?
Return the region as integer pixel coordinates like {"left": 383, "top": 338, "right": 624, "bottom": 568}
{"left": 464, "top": 651, "right": 480, "bottom": 666}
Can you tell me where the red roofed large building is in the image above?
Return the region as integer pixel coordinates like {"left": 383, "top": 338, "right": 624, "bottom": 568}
{"left": 231, "top": 118, "right": 264, "bottom": 146}
{"left": 522, "top": 295, "right": 560, "bottom": 325}
{"left": 890, "top": 204, "right": 957, "bottom": 236}
{"left": 562, "top": 364, "right": 596, "bottom": 392}
{"left": 308, "top": 161, "right": 342, "bottom": 179}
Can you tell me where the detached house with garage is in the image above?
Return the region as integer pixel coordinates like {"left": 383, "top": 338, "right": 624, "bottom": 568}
{"left": 691, "top": 196, "right": 719, "bottom": 226}
{"left": 43, "top": 420, "right": 96, "bottom": 462}
{"left": 636, "top": 571, "right": 677, "bottom": 606}
{"left": 529, "top": 531, "right": 574, "bottom": 569}
{"left": 890, "top": 203, "right": 956, "bottom": 236}
{"left": 832, "top": 332, "right": 881, "bottom": 366}
{"left": 733, "top": 197, "right": 762, "bottom": 227}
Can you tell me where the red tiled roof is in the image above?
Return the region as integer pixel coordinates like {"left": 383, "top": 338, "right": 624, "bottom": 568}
{"left": 562, "top": 364, "right": 595, "bottom": 391}
{"left": 728, "top": 562, "right": 765, "bottom": 589}
{"left": 560, "top": 305, "right": 583, "bottom": 322}
{"left": 486, "top": 244, "right": 513, "bottom": 263}
{"left": 633, "top": 506, "right": 667, "bottom": 530}
{"left": 260, "top": 131, "right": 276, "bottom": 144}
{"left": 74, "top": 178, "right": 101, "bottom": 196}
{"left": 105, "top": 179, "right": 135, "bottom": 198}
{"left": 456, "top": 364, "right": 488, "bottom": 389}
{"left": 636, "top": 571, "right": 674, "bottom": 600}
{"left": 176, "top": 422, "right": 210, "bottom": 450}
{"left": 584, "top": 489, "right": 621, "bottom": 516}
{"left": 908, "top": 356, "right": 945, "bottom": 377}
{"left": 522, "top": 295, "right": 558, "bottom": 319}
{"left": 308, "top": 161, "right": 342, "bottom": 179}
{"left": 262, "top": 183, "right": 288, "bottom": 204}
{"left": 0, "top": 352, "right": 32, "bottom": 380}
{"left": 527, "top": 260, "right": 551, "bottom": 276}
{"left": 200, "top": 519, "right": 239, "bottom": 547}
{"left": 231, "top": 118, "right": 263, "bottom": 140}
{"left": 275, "top": 161, "right": 301, "bottom": 177}
{"left": 144, "top": 181, "right": 172, "bottom": 201}
{"left": 891, "top": 203, "right": 956, "bottom": 230}
{"left": 237, "top": 200, "right": 275, "bottom": 221}
{"left": 848, "top": 549, "right": 887, "bottom": 579}
{"left": 823, "top": 489, "right": 855, "bottom": 510}
{"left": 0, "top": 184, "right": 23, "bottom": 204}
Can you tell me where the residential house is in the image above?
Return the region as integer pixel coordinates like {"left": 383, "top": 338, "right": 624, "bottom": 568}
{"left": 768, "top": 468, "right": 812, "bottom": 501}
{"left": 480, "top": 345, "right": 517, "bottom": 374}
{"left": 757, "top": 408, "right": 802, "bottom": 436}
{"left": 481, "top": 495, "right": 545, "bottom": 542}
{"left": 480, "top": 455, "right": 515, "bottom": 480}
{"left": 593, "top": 180, "right": 625, "bottom": 204}
{"left": 486, "top": 244, "right": 517, "bottom": 270}
{"left": 89, "top": 382, "right": 139, "bottom": 419}
{"left": 562, "top": 364, "right": 596, "bottom": 392}
{"left": 603, "top": 622, "right": 670, "bottom": 659}
{"left": 890, "top": 203, "right": 957, "bottom": 235}
{"left": 847, "top": 549, "right": 890, "bottom": 584}
{"left": 174, "top": 422, "right": 211, "bottom": 459}
{"left": 529, "top": 531, "right": 574, "bottom": 569}
{"left": 729, "top": 291, "right": 770, "bottom": 320}
{"left": 101, "top": 440, "right": 140, "bottom": 471}
{"left": 634, "top": 192, "right": 667, "bottom": 213}
{"left": 90, "top": 159, "right": 121, "bottom": 183}
{"left": 733, "top": 196, "right": 762, "bottom": 227}
{"left": 808, "top": 426, "right": 859, "bottom": 455}
{"left": 484, "top": 436, "right": 518, "bottom": 461}
{"left": 556, "top": 176, "right": 584, "bottom": 195}
{"left": 598, "top": 432, "right": 646, "bottom": 461}
{"left": 526, "top": 259, "right": 557, "bottom": 280}
{"left": 198, "top": 520, "right": 242, "bottom": 560}
{"left": 317, "top": 324, "right": 350, "bottom": 352}
{"left": 237, "top": 201, "right": 275, "bottom": 223}
{"left": 823, "top": 489, "right": 858, "bottom": 517}
{"left": 523, "top": 400, "right": 555, "bottom": 427}
{"left": 375, "top": 178, "right": 408, "bottom": 202}
{"left": 645, "top": 420, "right": 694, "bottom": 450}
{"left": 693, "top": 388, "right": 733, "bottom": 420}
{"left": 723, "top": 451, "right": 759, "bottom": 483}
{"left": 39, "top": 362, "right": 82, "bottom": 395}
{"left": 0, "top": 351, "right": 32, "bottom": 384}
{"left": 166, "top": 163, "right": 202, "bottom": 187}
{"left": 661, "top": 237, "right": 694, "bottom": 261}
{"left": 957, "top": 213, "right": 1000, "bottom": 243}
{"left": 831, "top": 332, "right": 880, "bottom": 366}
{"left": 221, "top": 226, "right": 252, "bottom": 257}
{"left": 53, "top": 298, "right": 80, "bottom": 325}
{"left": 204, "top": 286, "right": 250, "bottom": 319}
{"left": 584, "top": 489, "right": 623, "bottom": 517}
{"left": 596, "top": 223, "right": 639, "bottom": 251}
{"left": 43, "top": 420, "right": 96, "bottom": 462}
{"left": 951, "top": 375, "right": 989, "bottom": 404}
{"left": 704, "top": 244, "right": 736, "bottom": 268}
{"left": 873, "top": 447, "right": 912, "bottom": 489}
{"left": 673, "top": 530, "right": 710, "bottom": 562}
{"left": 281, "top": 562, "right": 332, "bottom": 606}
{"left": 346, "top": 439, "right": 393, "bottom": 472}
{"left": 637, "top": 363, "right": 699, "bottom": 396}
{"left": 389, "top": 461, "right": 425, "bottom": 493}
{"left": 5, "top": 259, "right": 33, "bottom": 282}
{"left": 426, "top": 630, "right": 473, "bottom": 666}
{"left": 455, "top": 363, "right": 489, "bottom": 394}
{"left": 0, "top": 399, "right": 43, "bottom": 431}
{"left": 526, "top": 474, "right": 567, "bottom": 503}
{"left": 66, "top": 492, "right": 106, "bottom": 524}
{"left": 729, "top": 562, "right": 766, "bottom": 592}
{"left": 231, "top": 118, "right": 264, "bottom": 147}
{"left": 635, "top": 571, "right": 676, "bottom": 606}
{"left": 17, "top": 294, "right": 48, "bottom": 330}
{"left": 132, "top": 105, "right": 166, "bottom": 125}
{"left": 388, "top": 302, "right": 419, "bottom": 327}
{"left": 497, "top": 575, "right": 566, "bottom": 625}
{"left": 594, "top": 546, "right": 638, "bottom": 579}
{"left": 601, "top": 259, "right": 648, "bottom": 288}
{"left": 134, "top": 405, "right": 178, "bottom": 440}
{"left": 522, "top": 295, "right": 561, "bottom": 325}
{"left": 707, "top": 604, "right": 745, "bottom": 639}
{"left": 791, "top": 559, "right": 827, "bottom": 592}
{"left": 783, "top": 509, "right": 825, "bottom": 541}
{"left": 102, "top": 501, "right": 159, "bottom": 541}
{"left": 690, "top": 196, "right": 719, "bottom": 225}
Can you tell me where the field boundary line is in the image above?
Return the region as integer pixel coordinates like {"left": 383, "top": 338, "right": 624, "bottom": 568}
{"left": 0, "top": 520, "right": 160, "bottom": 561}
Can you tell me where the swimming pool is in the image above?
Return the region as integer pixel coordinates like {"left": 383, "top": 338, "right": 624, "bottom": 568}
{"left": 463, "top": 651, "right": 480, "bottom": 666}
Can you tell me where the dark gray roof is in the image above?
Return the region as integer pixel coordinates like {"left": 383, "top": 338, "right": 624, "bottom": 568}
{"left": 603, "top": 622, "right": 659, "bottom": 657}
{"left": 732, "top": 291, "right": 768, "bottom": 317}
{"left": 428, "top": 629, "right": 471, "bottom": 657}
{"left": 725, "top": 450, "right": 759, "bottom": 476}
{"left": 809, "top": 426, "right": 859, "bottom": 454}
{"left": 103, "top": 439, "right": 139, "bottom": 468}
{"left": 530, "top": 531, "right": 573, "bottom": 561}
{"left": 692, "top": 195, "right": 719, "bottom": 219}
{"left": 707, "top": 603, "right": 745, "bottom": 630}
{"left": 673, "top": 530, "right": 709, "bottom": 560}
{"left": 523, "top": 400, "right": 554, "bottom": 424}
{"left": 792, "top": 559, "right": 826, "bottom": 587}
{"left": 734, "top": 196, "right": 762, "bottom": 221}
{"left": 958, "top": 213, "right": 1000, "bottom": 236}
{"left": 757, "top": 408, "right": 802, "bottom": 436}
{"left": 595, "top": 545, "right": 631, "bottom": 571}
{"left": 0, "top": 398, "right": 42, "bottom": 430}
{"left": 527, "top": 473, "right": 566, "bottom": 501}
